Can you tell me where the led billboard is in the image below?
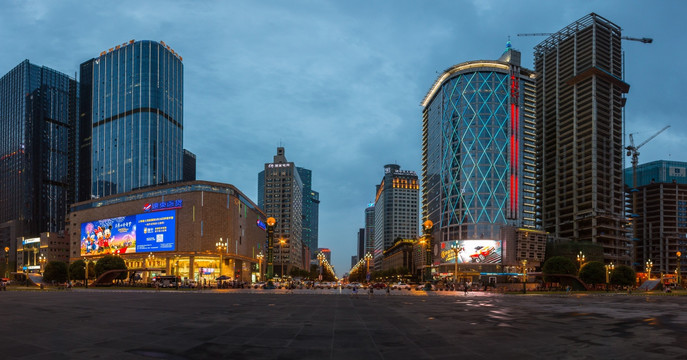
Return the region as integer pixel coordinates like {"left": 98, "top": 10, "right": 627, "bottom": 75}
{"left": 80, "top": 210, "right": 176, "bottom": 256}
{"left": 439, "top": 240, "right": 502, "bottom": 264}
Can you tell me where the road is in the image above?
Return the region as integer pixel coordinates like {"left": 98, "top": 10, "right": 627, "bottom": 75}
{"left": 0, "top": 289, "right": 685, "bottom": 359}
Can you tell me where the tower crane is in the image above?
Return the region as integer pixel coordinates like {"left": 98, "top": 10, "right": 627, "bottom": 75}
{"left": 517, "top": 33, "right": 653, "bottom": 43}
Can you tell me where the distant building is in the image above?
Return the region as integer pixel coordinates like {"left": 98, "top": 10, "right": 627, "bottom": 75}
{"left": 318, "top": 248, "right": 331, "bottom": 264}
{"left": 0, "top": 60, "right": 78, "bottom": 272}
{"left": 183, "top": 149, "right": 197, "bottom": 182}
{"left": 382, "top": 238, "right": 415, "bottom": 273}
{"left": 79, "top": 40, "right": 184, "bottom": 200}
{"left": 357, "top": 228, "right": 365, "bottom": 261}
{"left": 351, "top": 255, "right": 359, "bottom": 268}
{"left": 625, "top": 160, "right": 687, "bottom": 276}
{"left": 536, "top": 14, "right": 629, "bottom": 264}
{"left": 257, "top": 147, "right": 303, "bottom": 275}
{"left": 373, "top": 164, "right": 419, "bottom": 270}
{"left": 297, "top": 167, "right": 319, "bottom": 256}
{"left": 364, "top": 204, "right": 375, "bottom": 256}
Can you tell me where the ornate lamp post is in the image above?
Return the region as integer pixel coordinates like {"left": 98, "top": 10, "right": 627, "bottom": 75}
{"left": 256, "top": 252, "right": 264, "bottom": 281}
{"left": 147, "top": 252, "right": 155, "bottom": 284}
{"left": 279, "top": 238, "right": 286, "bottom": 278}
{"left": 677, "top": 251, "right": 682, "bottom": 287}
{"left": 317, "top": 252, "right": 325, "bottom": 281}
{"left": 450, "top": 243, "right": 460, "bottom": 286}
{"left": 421, "top": 220, "right": 434, "bottom": 283}
{"left": 216, "top": 239, "right": 228, "bottom": 278}
{"left": 576, "top": 251, "right": 585, "bottom": 274}
{"left": 645, "top": 259, "right": 653, "bottom": 280}
{"left": 4, "top": 246, "right": 9, "bottom": 278}
{"left": 605, "top": 262, "right": 615, "bottom": 289}
{"left": 83, "top": 258, "right": 90, "bottom": 288}
{"left": 265, "top": 217, "right": 276, "bottom": 280}
{"left": 174, "top": 254, "right": 181, "bottom": 290}
{"left": 364, "top": 252, "right": 372, "bottom": 283}
{"left": 521, "top": 259, "right": 528, "bottom": 294}
{"left": 39, "top": 254, "right": 46, "bottom": 275}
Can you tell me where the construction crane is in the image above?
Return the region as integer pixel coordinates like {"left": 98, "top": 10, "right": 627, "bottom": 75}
{"left": 517, "top": 33, "right": 653, "bottom": 43}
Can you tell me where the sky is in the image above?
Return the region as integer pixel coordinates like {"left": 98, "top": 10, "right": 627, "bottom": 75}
{"left": 1, "top": 0, "right": 685, "bottom": 276}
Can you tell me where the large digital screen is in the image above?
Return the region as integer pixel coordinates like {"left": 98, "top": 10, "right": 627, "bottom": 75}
{"left": 439, "top": 240, "right": 502, "bottom": 264}
{"left": 80, "top": 210, "right": 176, "bottom": 256}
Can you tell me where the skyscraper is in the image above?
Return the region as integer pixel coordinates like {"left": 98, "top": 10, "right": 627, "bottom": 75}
{"left": 364, "top": 204, "right": 375, "bottom": 256}
{"left": 373, "top": 164, "right": 419, "bottom": 270}
{"left": 79, "top": 40, "right": 183, "bottom": 199}
{"left": 421, "top": 44, "right": 537, "bottom": 248}
{"left": 297, "top": 167, "right": 319, "bottom": 256}
{"left": 183, "top": 149, "right": 196, "bottom": 182}
{"left": 258, "top": 147, "right": 303, "bottom": 274}
{"left": 0, "top": 60, "right": 78, "bottom": 237}
{"left": 536, "top": 13, "right": 628, "bottom": 263}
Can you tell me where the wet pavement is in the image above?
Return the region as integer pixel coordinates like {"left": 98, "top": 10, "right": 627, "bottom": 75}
{"left": 1, "top": 288, "right": 686, "bottom": 359}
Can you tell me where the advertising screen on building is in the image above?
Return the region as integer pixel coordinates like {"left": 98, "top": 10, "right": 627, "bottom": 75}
{"left": 80, "top": 210, "right": 176, "bottom": 256}
{"left": 439, "top": 240, "right": 502, "bottom": 264}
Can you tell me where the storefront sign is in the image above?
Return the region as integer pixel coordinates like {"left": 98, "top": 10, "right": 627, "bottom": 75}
{"left": 143, "top": 200, "right": 183, "bottom": 212}
{"left": 22, "top": 238, "right": 40, "bottom": 245}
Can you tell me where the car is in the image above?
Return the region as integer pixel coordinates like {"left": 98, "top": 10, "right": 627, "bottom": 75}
{"left": 415, "top": 283, "right": 436, "bottom": 291}
{"left": 469, "top": 245, "right": 495, "bottom": 262}
{"left": 391, "top": 282, "right": 411, "bottom": 290}
{"left": 372, "top": 282, "right": 387, "bottom": 289}
{"left": 346, "top": 282, "right": 361, "bottom": 289}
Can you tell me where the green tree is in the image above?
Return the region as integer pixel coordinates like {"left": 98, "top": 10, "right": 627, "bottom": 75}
{"left": 542, "top": 256, "right": 578, "bottom": 282}
{"left": 69, "top": 260, "right": 95, "bottom": 280}
{"left": 610, "top": 265, "right": 636, "bottom": 286}
{"left": 579, "top": 261, "right": 606, "bottom": 285}
{"left": 94, "top": 255, "right": 127, "bottom": 280}
{"left": 43, "top": 261, "right": 68, "bottom": 283}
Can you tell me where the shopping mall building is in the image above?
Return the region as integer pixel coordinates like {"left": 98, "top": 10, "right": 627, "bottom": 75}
{"left": 67, "top": 181, "right": 267, "bottom": 283}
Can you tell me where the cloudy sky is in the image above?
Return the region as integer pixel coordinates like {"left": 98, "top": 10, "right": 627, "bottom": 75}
{"left": 1, "top": 0, "right": 684, "bottom": 276}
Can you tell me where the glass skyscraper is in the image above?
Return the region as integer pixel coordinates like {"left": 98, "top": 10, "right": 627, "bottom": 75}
{"left": 421, "top": 45, "right": 537, "bottom": 244}
{"left": 0, "top": 60, "right": 78, "bottom": 236}
{"left": 79, "top": 40, "right": 183, "bottom": 199}
{"left": 297, "top": 167, "right": 320, "bottom": 255}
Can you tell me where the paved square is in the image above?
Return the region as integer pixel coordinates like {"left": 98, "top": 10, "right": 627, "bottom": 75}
{"left": 1, "top": 289, "right": 686, "bottom": 359}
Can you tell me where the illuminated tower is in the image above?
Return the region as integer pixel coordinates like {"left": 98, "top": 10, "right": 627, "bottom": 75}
{"left": 421, "top": 44, "right": 537, "bottom": 244}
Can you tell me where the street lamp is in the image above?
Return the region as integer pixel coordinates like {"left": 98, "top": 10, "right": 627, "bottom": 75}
{"left": 4, "top": 246, "right": 9, "bottom": 278}
{"left": 576, "top": 251, "right": 585, "bottom": 273}
{"left": 147, "top": 253, "right": 155, "bottom": 284}
{"left": 421, "top": 220, "right": 434, "bottom": 283}
{"left": 216, "top": 239, "right": 227, "bottom": 278}
{"left": 173, "top": 255, "right": 181, "bottom": 290}
{"left": 521, "top": 259, "right": 528, "bottom": 294}
{"left": 645, "top": 259, "right": 653, "bottom": 280}
{"left": 83, "top": 258, "right": 89, "bottom": 288}
{"left": 677, "top": 251, "right": 682, "bottom": 287}
{"left": 605, "top": 262, "right": 615, "bottom": 289}
{"left": 39, "top": 254, "right": 46, "bottom": 275}
{"left": 450, "top": 243, "right": 460, "bottom": 287}
{"left": 364, "top": 252, "right": 372, "bottom": 283}
{"left": 257, "top": 252, "right": 264, "bottom": 281}
{"left": 317, "top": 252, "right": 325, "bottom": 281}
{"left": 279, "top": 238, "right": 286, "bottom": 278}
{"left": 265, "top": 217, "right": 276, "bottom": 280}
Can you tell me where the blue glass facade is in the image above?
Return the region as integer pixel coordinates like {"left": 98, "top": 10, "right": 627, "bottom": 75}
{"left": 422, "top": 51, "right": 537, "bottom": 243}
{"left": 80, "top": 40, "right": 183, "bottom": 199}
{"left": 0, "top": 60, "right": 78, "bottom": 235}
{"left": 625, "top": 160, "right": 687, "bottom": 188}
{"left": 297, "top": 167, "right": 320, "bottom": 255}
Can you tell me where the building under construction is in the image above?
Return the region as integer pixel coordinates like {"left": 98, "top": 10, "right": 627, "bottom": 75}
{"left": 535, "top": 13, "right": 630, "bottom": 264}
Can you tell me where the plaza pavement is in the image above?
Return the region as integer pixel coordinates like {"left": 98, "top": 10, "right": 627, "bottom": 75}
{"left": 1, "top": 288, "right": 686, "bottom": 359}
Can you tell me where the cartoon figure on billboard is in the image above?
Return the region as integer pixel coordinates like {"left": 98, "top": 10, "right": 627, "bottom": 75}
{"left": 102, "top": 226, "right": 113, "bottom": 254}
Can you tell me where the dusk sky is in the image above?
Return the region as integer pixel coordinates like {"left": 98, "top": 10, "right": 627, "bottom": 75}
{"left": 2, "top": 0, "right": 684, "bottom": 276}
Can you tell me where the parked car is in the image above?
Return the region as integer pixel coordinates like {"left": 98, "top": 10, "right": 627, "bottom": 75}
{"left": 391, "top": 282, "right": 411, "bottom": 290}
{"left": 372, "top": 282, "right": 387, "bottom": 289}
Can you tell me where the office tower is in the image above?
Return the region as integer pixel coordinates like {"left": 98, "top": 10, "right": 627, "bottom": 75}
{"left": 373, "top": 164, "right": 419, "bottom": 270}
{"left": 183, "top": 149, "right": 196, "bottom": 182}
{"left": 365, "top": 204, "right": 375, "bottom": 256}
{"left": 258, "top": 147, "right": 303, "bottom": 274}
{"left": 351, "top": 255, "right": 359, "bottom": 269}
{"left": 421, "top": 44, "right": 537, "bottom": 249}
{"left": 0, "top": 60, "right": 78, "bottom": 239}
{"left": 357, "top": 228, "right": 365, "bottom": 261}
{"left": 624, "top": 160, "right": 687, "bottom": 275}
{"left": 79, "top": 40, "right": 183, "bottom": 199}
{"left": 297, "top": 167, "right": 320, "bottom": 256}
{"left": 536, "top": 13, "right": 628, "bottom": 263}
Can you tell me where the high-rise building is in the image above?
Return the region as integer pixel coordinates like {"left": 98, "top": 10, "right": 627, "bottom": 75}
{"left": 357, "top": 228, "right": 365, "bottom": 261}
{"left": 373, "top": 164, "right": 419, "bottom": 270}
{"left": 624, "top": 160, "right": 687, "bottom": 275}
{"left": 0, "top": 60, "right": 78, "bottom": 236}
{"left": 297, "top": 167, "right": 319, "bottom": 256}
{"left": 183, "top": 149, "right": 196, "bottom": 182}
{"left": 79, "top": 40, "right": 183, "bottom": 200}
{"left": 421, "top": 44, "right": 537, "bottom": 253}
{"left": 0, "top": 60, "right": 78, "bottom": 272}
{"left": 364, "top": 203, "right": 375, "bottom": 256}
{"left": 257, "top": 147, "right": 303, "bottom": 275}
{"left": 535, "top": 13, "right": 629, "bottom": 263}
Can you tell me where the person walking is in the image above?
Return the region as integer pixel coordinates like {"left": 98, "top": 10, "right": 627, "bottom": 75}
{"left": 368, "top": 285, "right": 374, "bottom": 299}
{"left": 386, "top": 286, "right": 390, "bottom": 296}
{"left": 352, "top": 285, "right": 358, "bottom": 298}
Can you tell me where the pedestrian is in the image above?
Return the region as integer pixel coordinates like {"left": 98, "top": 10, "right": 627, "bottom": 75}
{"left": 464, "top": 283, "right": 469, "bottom": 295}
{"left": 352, "top": 286, "right": 358, "bottom": 298}
{"left": 386, "top": 286, "right": 390, "bottom": 296}
{"left": 369, "top": 285, "right": 374, "bottom": 299}
{"left": 566, "top": 285, "right": 571, "bottom": 295}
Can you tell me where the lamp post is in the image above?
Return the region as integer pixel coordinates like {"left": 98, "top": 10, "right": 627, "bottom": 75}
{"left": 147, "top": 253, "right": 155, "bottom": 284}
{"left": 605, "top": 262, "right": 615, "bottom": 289}
{"left": 450, "top": 243, "right": 460, "bottom": 287}
{"left": 645, "top": 259, "right": 653, "bottom": 280}
{"left": 174, "top": 255, "right": 181, "bottom": 290}
{"left": 4, "top": 246, "right": 8, "bottom": 278}
{"left": 364, "top": 252, "right": 372, "bottom": 283}
{"left": 576, "top": 251, "right": 585, "bottom": 274}
{"left": 265, "top": 217, "right": 276, "bottom": 280}
{"left": 279, "top": 238, "right": 286, "bottom": 278}
{"left": 521, "top": 259, "right": 528, "bottom": 294}
{"left": 317, "top": 252, "right": 325, "bottom": 281}
{"left": 421, "top": 220, "right": 434, "bottom": 283}
{"left": 216, "top": 239, "right": 227, "bottom": 279}
{"left": 83, "top": 258, "right": 89, "bottom": 288}
{"left": 677, "top": 251, "right": 682, "bottom": 287}
{"left": 39, "top": 254, "right": 46, "bottom": 275}
{"left": 257, "top": 252, "right": 264, "bottom": 281}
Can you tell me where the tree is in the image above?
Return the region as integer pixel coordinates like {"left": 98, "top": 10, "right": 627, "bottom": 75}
{"left": 43, "top": 261, "right": 68, "bottom": 283}
{"left": 542, "top": 256, "right": 578, "bottom": 282}
{"left": 610, "top": 265, "right": 636, "bottom": 287}
{"left": 94, "top": 255, "right": 127, "bottom": 280}
{"left": 69, "top": 259, "right": 95, "bottom": 280}
{"left": 579, "top": 261, "right": 605, "bottom": 285}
